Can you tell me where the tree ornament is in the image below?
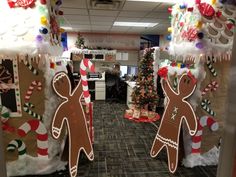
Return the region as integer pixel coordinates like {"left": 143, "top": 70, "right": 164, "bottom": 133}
{"left": 168, "top": 7, "right": 172, "bottom": 13}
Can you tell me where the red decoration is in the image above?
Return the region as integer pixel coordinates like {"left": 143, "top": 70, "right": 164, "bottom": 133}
{"left": 168, "top": 7, "right": 172, "bottom": 13}
{"left": 180, "top": 22, "right": 184, "bottom": 27}
{"left": 195, "top": 0, "right": 201, "bottom": 4}
{"left": 216, "top": 11, "right": 222, "bottom": 18}
{"left": 7, "top": 0, "right": 35, "bottom": 8}
{"left": 187, "top": 71, "right": 197, "bottom": 84}
{"left": 182, "top": 27, "right": 198, "bottom": 41}
{"left": 7, "top": 0, "right": 15, "bottom": 8}
{"left": 40, "top": 0, "right": 47, "bottom": 4}
{"left": 187, "top": 7, "right": 194, "bottom": 12}
{"left": 158, "top": 67, "right": 168, "bottom": 79}
{"left": 198, "top": 3, "right": 215, "bottom": 17}
{"left": 226, "top": 23, "right": 234, "bottom": 30}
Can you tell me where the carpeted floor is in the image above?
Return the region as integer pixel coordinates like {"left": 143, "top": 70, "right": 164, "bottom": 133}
{"left": 24, "top": 101, "right": 217, "bottom": 177}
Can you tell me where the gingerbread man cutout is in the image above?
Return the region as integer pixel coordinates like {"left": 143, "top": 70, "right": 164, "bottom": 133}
{"left": 150, "top": 72, "right": 197, "bottom": 173}
{"left": 51, "top": 72, "right": 94, "bottom": 177}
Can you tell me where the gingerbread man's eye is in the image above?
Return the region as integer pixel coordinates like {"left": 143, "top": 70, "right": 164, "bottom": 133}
{"left": 184, "top": 79, "right": 187, "bottom": 83}
{"left": 187, "top": 80, "right": 190, "bottom": 84}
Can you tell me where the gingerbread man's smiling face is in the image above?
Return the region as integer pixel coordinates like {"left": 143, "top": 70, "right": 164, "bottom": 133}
{"left": 52, "top": 72, "right": 71, "bottom": 99}
{"left": 178, "top": 74, "right": 196, "bottom": 98}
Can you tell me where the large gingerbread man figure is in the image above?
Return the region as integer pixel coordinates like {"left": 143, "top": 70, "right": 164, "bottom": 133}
{"left": 150, "top": 72, "right": 198, "bottom": 173}
{"left": 51, "top": 72, "right": 94, "bottom": 177}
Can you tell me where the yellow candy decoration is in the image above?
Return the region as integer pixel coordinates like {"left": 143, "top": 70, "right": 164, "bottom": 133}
{"left": 211, "top": 0, "right": 216, "bottom": 5}
{"left": 60, "top": 28, "right": 65, "bottom": 33}
{"left": 168, "top": 27, "right": 172, "bottom": 33}
{"left": 177, "top": 63, "right": 181, "bottom": 68}
{"left": 196, "top": 21, "right": 202, "bottom": 29}
{"left": 41, "top": 16, "right": 48, "bottom": 25}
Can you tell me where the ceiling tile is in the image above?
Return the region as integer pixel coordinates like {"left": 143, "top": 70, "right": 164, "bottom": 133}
{"left": 91, "top": 25, "right": 111, "bottom": 30}
{"left": 123, "top": 2, "right": 159, "bottom": 11}
{"left": 72, "top": 25, "right": 91, "bottom": 30}
{"left": 69, "top": 20, "right": 91, "bottom": 25}
{"left": 115, "top": 17, "right": 141, "bottom": 22}
{"left": 89, "top": 10, "right": 119, "bottom": 16}
{"left": 153, "top": 3, "right": 171, "bottom": 12}
{"left": 110, "top": 26, "right": 130, "bottom": 32}
{"left": 145, "top": 12, "right": 169, "bottom": 19}
{"left": 61, "top": 8, "right": 88, "bottom": 15}
{"left": 127, "top": 27, "right": 146, "bottom": 32}
{"left": 62, "top": 0, "right": 87, "bottom": 8}
{"left": 64, "top": 15, "right": 90, "bottom": 21}
{"left": 90, "top": 21, "right": 113, "bottom": 25}
{"left": 90, "top": 16, "right": 116, "bottom": 22}
{"left": 118, "top": 11, "right": 148, "bottom": 18}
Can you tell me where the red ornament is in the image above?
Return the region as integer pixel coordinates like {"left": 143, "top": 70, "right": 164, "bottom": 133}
{"left": 198, "top": 3, "right": 215, "bottom": 17}
{"left": 7, "top": 0, "right": 15, "bottom": 8}
{"left": 187, "top": 7, "right": 194, "bottom": 12}
{"left": 40, "top": 0, "right": 47, "bottom": 4}
{"left": 216, "top": 11, "right": 222, "bottom": 17}
{"left": 158, "top": 67, "right": 168, "bottom": 79}
{"left": 168, "top": 7, "right": 172, "bottom": 13}
{"left": 180, "top": 22, "right": 184, "bottom": 27}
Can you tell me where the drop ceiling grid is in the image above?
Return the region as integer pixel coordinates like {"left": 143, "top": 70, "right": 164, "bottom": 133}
{"left": 61, "top": 0, "right": 171, "bottom": 34}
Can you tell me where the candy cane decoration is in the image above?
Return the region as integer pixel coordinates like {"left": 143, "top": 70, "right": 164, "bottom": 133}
{"left": 7, "top": 139, "right": 27, "bottom": 157}
{"left": 201, "top": 99, "right": 216, "bottom": 116}
{"left": 80, "top": 58, "right": 95, "bottom": 104}
{"left": 192, "top": 116, "right": 219, "bottom": 154}
{"left": 17, "top": 120, "right": 48, "bottom": 158}
{"left": 202, "top": 81, "right": 219, "bottom": 96}
{"left": 23, "top": 60, "right": 38, "bottom": 75}
{"left": 25, "top": 81, "right": 42, "bottom": 101}
{"left": 206, "top": 57, "right": 217, "bottom": 77}
{"left": 0, "top": 105, "right": 15, "bottom": 133}
{"left": 23, "top": 102, "right": 43, "bottom": 120}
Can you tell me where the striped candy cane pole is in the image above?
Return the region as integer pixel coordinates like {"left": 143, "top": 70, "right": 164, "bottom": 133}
{"left": 24, "top": 60, "right": 38, "bottom": 75}
{"left": 25, "top": 81, "right": 42, "bottom": 101}
{"left": 0, "top": 105, "right": 10, "bottom": 123}
{"left": 202, "top": 81, "right": 219, "bottom": 96}
{"left": 206, "top": 57, "right": 217, "bottom": 77}
{"left": 7, "top": 139, "right": 27, "bottom": 158}
{"left": 80, "top": 58, "right": 95, "bottom": 104}
{"left": 201, "top": 99, "right": 216, "bottom": 116}
{"left": 192, "top": 116, "right": 219, "bottom": 153}
{"left": 23, "top": 102, "right": 43, "bottom": 120}
{"left": 17, "top": 120, "right": 48, "bottom": 158}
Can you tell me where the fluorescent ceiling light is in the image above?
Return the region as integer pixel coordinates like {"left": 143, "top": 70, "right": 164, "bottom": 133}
{"left": 61, "top": 26, "right": 73, "bottom": 30}
{"left": 113, "top": 22, "right": 158, "bottom": 27}
{"left": 127, "top": 0, "right": 175, "bottom": 3}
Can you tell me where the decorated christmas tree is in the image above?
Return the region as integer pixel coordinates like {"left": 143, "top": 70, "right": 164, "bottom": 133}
{"left": 131, "top": 48, "right": 158, "bottom": 111}
{"left": 75, "top": 32, "right": 85, "bottom": 48}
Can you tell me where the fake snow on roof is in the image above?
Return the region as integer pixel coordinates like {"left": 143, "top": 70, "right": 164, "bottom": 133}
{"left": 168, "top": 0, "right": 235, "bottom": 58}
{"left": 0, "top": 0, "right": 63, "bottom": 56}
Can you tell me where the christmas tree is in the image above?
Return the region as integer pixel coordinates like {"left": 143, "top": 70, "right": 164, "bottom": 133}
{"left": 75, "top": 33, "right": 85, "bottom": 48}
{"left": 131, "top": 48, "right": 158, "bottom": 111}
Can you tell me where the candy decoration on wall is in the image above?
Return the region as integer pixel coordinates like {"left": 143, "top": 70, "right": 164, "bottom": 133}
{"left": 7, "top": 0, "right": 36, "bottom": 8}
{"left": 206, "top": 57, "right": 217, "bottom": 77}
{"left": 201, "top": 99, "right": 216, "bottom": 116}
{"left": 51, "top": 71, "right": 94, "bottom": 177}
{"left": 25, "top": 81, "right": 42, "bottom": 101}
{"left": 0, "top": 105, "right": 15, "bottom": 133}
{"left": 7, "top": 139, "right": 27, "bottom": 157}
{"left": 18, "top": 120, "right": 48, "bottom": 158}
{"left": 192, "top": 116, "right": 219, "bottom": 153}
{"left": 23, "top": 60, "right": 39, "bottom": 75}
{"left": 23, "top": 103, "right": 43, "bottom": 120}
{"left": 80, "top": 58, "right": 95, "bottom": 104}
{"left": 202, "top": 80, "right": 219, "bottom": 96}
{"left": 198, "top": 2, "right": 215, "bottom": 17}
{"left": 150, "top": 72, "right": 197, "bottom": 173}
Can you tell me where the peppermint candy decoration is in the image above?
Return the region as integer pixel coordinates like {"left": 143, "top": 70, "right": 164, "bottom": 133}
{"left": 8, "top": 0, "right": 35, "bottom": 8}
{"left": 198, "top": 3, "right": 215, "bottom": 17}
